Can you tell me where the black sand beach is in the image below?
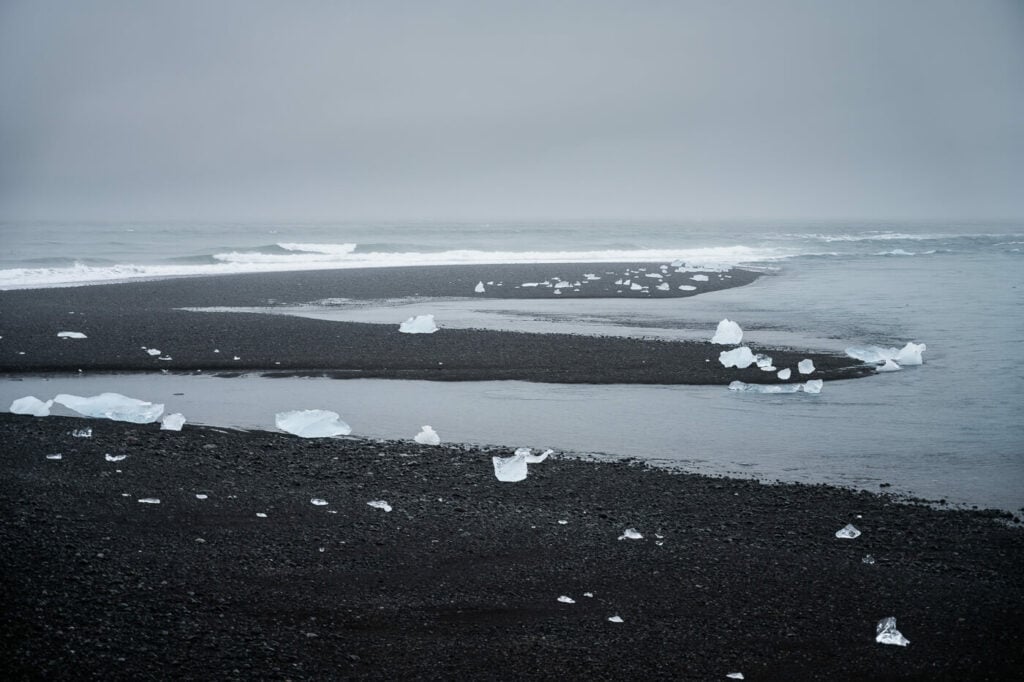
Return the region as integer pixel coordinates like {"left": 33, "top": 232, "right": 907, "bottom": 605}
{"left": 0, "top": 264, "right": 869, "bottom": 383}
{"left": 1, "top": 413, "right": 1021, "bottom": 680}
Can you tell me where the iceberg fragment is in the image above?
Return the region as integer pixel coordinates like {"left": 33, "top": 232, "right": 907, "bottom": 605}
{"left": 526, "top": 448, "right": 552, "bottom": 463}
{"left": 583, "top": 592, "right": 594, "bottom": 598}
{"left": 10, "top": 396, "right": 53, "bottom": 417}
{"left": 71, "top": 428, "right": 92, "bottom": 438}
{"left": 275, "top": 409, "right": 351, "bottom": 437}
{"left": 711, "top": 319, "right": 743, "bottom": 345}
{"left": 105, "top": 453, "right": 127, "bottom": 462}
{"left": 728, "top": 380, "right": 823, "bottom": 394}
{"left": 877, "top": 359, "right": 901, "bottom": 372}
{"left": 161, "top": 413, "right": 186, "bottom": 431}
{"left": 46, "top": 453, "right": 62, "bottom": 460}
{"left": 414, "top": 425, "right": 440, "bottom": 445}
{"left": 678, "top": 285, "right": 696, "bottom": 291}
{"left": 195, "top": 494, "right": 208, "bottom": 500}
{"left": 835, "top": 524, "right": 861, "bottom": 539}
{"left": 875, "top": 617, "right": 910, "bottom": 646}
{"left": 719, "top": 347, "right": 757, "bottom": 369}
{"left": 146, "top": 348, "right": 161, "bottom": 356}
{"left": 803, "top": 379, "right": 824, "bottom": 394}
{"left": 755, "top": 354, "right": 774, "bottom": 371}
{"left": 797, "top": 359, "right": 815, "bottom": 375}
{"left": 691, "top": 274, "right": 709, "bottom": 281}
{"left": 894, "top": 342, "right": 926, "bottom": 366}
{"left": 138, "top": 498, "right": 160, "bottom": 504}
{"left": 726, "top": 674, "right": 745, "bottom": 680}
{"left": 256, "top": 512, "right": 267, "bottom": 518}
{"left": 367, "top": 500, "right": 392, "bottom": 512}
{"left": 862, "top": 554, "right": 876, "bottom": 565}
{"left": 618, "top": 528, "right": 643, "bottom": 541}
{"left": 608, "top": 615, "right": 624, "bottom": 623}
{"left": 777, "top": 368, "right": 791, "bottom": 380}
{"left": 310, "top": 498, "right": 328, "bottom": 506}
{"left": 656, "top": 282, "right": 669, "bottom": 291}
{"left": 474, "top": 281, "right": 486, "bottom": 293}
{"left": 557, "top": 595, "right": 576, "bottom": 604}
{"left": 492, "top": 451, "right": 528, "bottom": 482}
{"left": 399, "top": 314, "right": 438, "bottom": 334}
{"left": 57, "top": 331, "right": 87, "bottom": 339}
{"left": 54, "top": 392, "right": 164, "bottom": 423}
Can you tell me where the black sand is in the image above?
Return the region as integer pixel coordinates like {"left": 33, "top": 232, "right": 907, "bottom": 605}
{"left": 1, "top": 414, "right": 1021, "bottom": 680}
{"left": 0, "top": 264, "right": 870, "bottom": 383}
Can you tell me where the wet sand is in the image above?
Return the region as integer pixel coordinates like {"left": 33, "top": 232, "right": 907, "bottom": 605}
{"left": 1, "top": 413, "right": 1021, "bottom": 680}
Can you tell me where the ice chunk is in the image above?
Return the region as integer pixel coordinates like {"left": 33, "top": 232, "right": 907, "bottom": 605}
{"left": 399, "top": 314, "right": 438, "bottom": 334}
{"left": 877, "top": 359, "right": 901, "bottom": 372}
{"left": 310, "top": 498, "right": 328, "bottom": 506}
{"left": 161, "top": 413, "right": 186, "bottom": 431}
{"left": 895, "top": 342, "right": 926, "bottom": 366}
{"left": 46, "top": 453, "right": 62, "bottom": 460}
{"left": 835, "top": 524, "right": 861, "bottom": 539}
{"left": 678, "top": 285, "right": 697, "bottom": 291}
{"left": 656, "top": 282, "right": 670, "bottom": 291}
{"left": 10, "top": 396, "right": 53, "bottom": 417}
{"left": 105, "top": 453, "right": 127, "bottom": 462}
{"left": 71, "top": 428, "right": 92, "bottom": 438}
{"left": 862, "top": 554, "right": 876, "bottom": 565}
{"left": 608, "top": 615, "right": 624, "bottom": 623}
{"left": 803, "top": 379, "right": 824, "bottom": 394}
{"left": 719, "top": 347, "right": 757, "bottom": 369}
{"left": 492, "top": 451, "right": 528, "bottom": 482}
{"left": 875, "top": 617, "right": 910, "bottom": 646}
{"left": 777, "top": 368, "right": 791, "bottom": 380}
{"left": 728, "top": 380, "right": 822, "bottom": 394}
{"left": 138, "top": 498, "right": 160, "bottom": 504}
{"left": 554, "top": 281, "right": 572, "bottom": 289}
{"left": 526, "top": 448, "right": 552, "bottom": 463}
{"left": 367, "top": 500, "right": 392, "bottom": 512}
{"left": 521, "top": 282, "right": 539, "bottom": 287}
{"left": 474, "top": 281, "right": 486, "bottom": 293}
{"left": 711, "top": 319, "right": 743, "bottom": 345}
{"left": 256, "top": 512, "right": 267, "bottom": 518}
{"left": 726, "top": 674, "right": 745, "bottom": 680}
{"left": 414, "top": 425, "right": 440, "bottom": 445}
{"left": 275, "top": 409, "right": 351, "bottom": 437}
{"left": 146, "top": 348, "right": 161, "bottom": 356}
{"left": 583, "top": 592, "right": 594, "bottom": 598}
{"left": 57, "top": 331, "right": 87, "bottom": 339}
{"left": 195, "top": 494, "right": 208, "bottom": 500}
{"left": 629, "top": 283, "right": 643, "bottom": 291}
{"left": 755, "top": 354, "right": 774, "bottom": 370}
{"left": 797, "top": 359, "right": 815, "bottom": 375}
{"left": 618, "top": 528, "right": 643, "bottom": 541}
{"left": 691, "top": 274, "right": 709, "bottom": 281}
{"left": 54, "top": 392, "right": 164, "bottom": 423}
{"left": 557, "top": 595, "right": 576, "bottom": 604}
{"left": 644, "top": 273, "right": 662, "bottom": 279}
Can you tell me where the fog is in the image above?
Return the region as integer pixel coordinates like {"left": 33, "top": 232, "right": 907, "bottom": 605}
{"left": 1, "top": 0, "right": 1022, "bottom": 222}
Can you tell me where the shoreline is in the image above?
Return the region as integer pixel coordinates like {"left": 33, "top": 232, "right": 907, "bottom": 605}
{"left": 1, "top": 413, "right": 1021, "bottom": 679}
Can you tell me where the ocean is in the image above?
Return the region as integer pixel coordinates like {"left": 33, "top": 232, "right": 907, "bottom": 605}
{"left": 1, "top": 220, "right": 1022, "bottom": 510}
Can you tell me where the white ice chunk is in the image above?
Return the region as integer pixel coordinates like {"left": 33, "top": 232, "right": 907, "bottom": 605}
{"left": 474, "top": 281, "right": 486, "bottom": 293}
{"left": 644, "top": 273, "right": 663, "bottom": 279}
{"left": 146, "top": 348, "right": 161, "bottom": 356}
{"left": 71, "top": 428, "right": 92, "bottom": 438}
{"left": 46, "top": 453, "right": 62, "bottom": 460}
{"left": 835, "top": 524, "right": 861, "bottom": 539}
{"left": 414, "top": 425, "right": 441, "bottom": 445}
{"left": 57, "top": 331, "right": 87, "bottom": 339}
{"left": 492, "top": 451, "right": 528, "bottom": 482}
{"left": 777, "top": 368, "right": 791, "bottom": 380}
{"left": 367, "top": 500, "right": 392, "bottom": 512}
{"left": 583, "top": 592, "right": 594, "bottom": 598}
{"left": 399, "top": 314, "right": 438, "bottom": 334}
{"left": 629, "top": 283, "right": 643, "bottom": 291}
{"left": 797, "top": 359, "right": 815, "bottom": 375}
{"left": 678, "top": 285, "right": 697, "bottom": 291}
{"left": 728, "top": 381, "right": 823, "bottom": 394}
{"left": 195, "top": 494, "right": 208, "bottom": 500}
{"left": 719, "top": 347, "right": 757, "bottom": 369}
{"left": 554, "top": 281, "right": 572, "bottom": 289}
{"left": 894, "top": 342, "right": 926, "bottom": 366}
{"left": 608, "top": 615, "right": 624, "bottom": 623}
{"left": 557, "top": 595, "right": 576, "bottom": 604}
{"left": 54, "top": 392, "right": 164, "bottom": 423}
{"left": 726, "top": 674, "right": 745, "bottom": 680}
{"left": 105, "top": 453, "right": 127, "bottom": 462}
{"left": 161, "top": 413, "right": 186, "bottom": 431}
{"left": 618, "top": 528, "right": 643, "bottom": 541}
{"left": 10, "top": 396, "right": 53, "bottom": 417}
{"left": 521, "top": 282, "right": 539, "bottom": 287}
{"left": 275, "top": 409, "right": 351, "bottom": 437}
{"left": 875, "top": 617, "right": 910, "bottom": 646}
{"left": 256, "top": 512, "right": 267, "bottom": 517}
{"left": 846, "top": 342, "right": 925, "bottom": 367}
{"left": 802, "top": 379, "right": 823, "bottom": 394}
{"left": 711, "top": 319, "right": 743, "bottom": 345}
{"left": 877, "top": 359, "right": 901, "bottom": 372}
{"left": 656, "top": 282, "right": 669, "bottom": 291}
{"left": 525, "top": 448, "right": 552, "bottom": 463}
{"left": 138, "top": 498, "right": 160, "bottom": 504}
{"left": 755, "top": 354, "right": 774, "bottom": 370}
{"left": 691, "top": 274, "right": 709, "bottom": 281}
{"left": 862, "top": 554, "right": 876, "bottom": 565}
{"left": 310, "top": 498, "right": 328, "bottom": 506}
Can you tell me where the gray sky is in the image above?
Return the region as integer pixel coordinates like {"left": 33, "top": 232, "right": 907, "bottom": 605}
{"left": 1, "top": 0, "right": 1022, "bottom": 222}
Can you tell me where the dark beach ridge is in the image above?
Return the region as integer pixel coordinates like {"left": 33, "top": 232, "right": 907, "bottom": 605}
{"left": 0, "top": 263, "right": 871, "bottom": 382}
{"left": 1, "top": 414, "right": 1021, "bottom": 680}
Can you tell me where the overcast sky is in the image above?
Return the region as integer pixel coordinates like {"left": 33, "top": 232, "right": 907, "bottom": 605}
{"left": 1, "top": 0, "right": 1022, "bottom": 222}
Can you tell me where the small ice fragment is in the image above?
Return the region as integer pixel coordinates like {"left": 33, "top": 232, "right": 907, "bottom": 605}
{"left": 558, "top": 520, "right": 568, "bottom": 525}
{"left": 121, "top": 493, "right": 130, "bottom": 497}
{"left": 195, "top": 494, "right": 208, "bottom": 500}
{"left": 835, "top": 524, "right": 861, "bottom": 539}
{"left": 161, "top": 413, "right": 186, "bottom": 431}
{"left": 414, "top": 425, "right": 440, "bottom": 445}
{"left": 213, "top": 349, "right": 220, "bottom": 353}
{"left": 492, "top": 451, "right": 528, "bottom": 482}
{"left": 232, "top": 356, "right": 240, "bottom": 361}
{"left": 310, "top": 498, "right": 328, "bottom": 506}
{"left": 521, "top": 282, "right": 539, "bottom": 287}
{"left": 862, "top": 554, "right": 876, "bottom": 565}
{"left": 57, "top": 331, "right": 87, "bottom": 339}
{"left": 256, "top": 512, "right": 267, "bottom": 518}
{"left": 777, "top": 368, "right": 791, "bottom": 380}
{"left": 629, "top": 283, "right": 643, "bottom": 291}
{"left": 138, "top": 498, "right": 160, "bottom": 504}
{"left": 618, "top": 528, "right": 643, "bottom": 541}
{"left": 72, "top": 428, "right": 92, "bottom": 438}
{"left": 755, "top": 354, "right": 774, "bottom": 370}
{"left": 399, "top": 314, "right": 438, "bottom": 334}
{"left": 691, "top": 274, "right": 709, "bottom": 281}
{"left": 678, "top": 285, "right": 697, "bottom": 291}
{"left": 46, "top": 453, "right": 63, "bottom": 460}
{"left": 367, "top": 500, "right": 392, "bottom": 512}
{"left": 10, "top": 396, "right": 53, "bottom": 417}
{"left": 554, "top": 281, "right": 571, "bottom": 289}
{"left": 474, "top": 281, "right": 486, "bottom": 293}
{"left": 319, "top": 547, "right": 325, "bottom": 552}
{"left": 105, "top": 453, "right": 127, "bottom": 462}
{"left": 275, "top": 409, "right": 351, "bottom": 437}
{"left": 557, "top": 595, "right": 576, "bottom": 604}
{"left": 656, "top": 282, "right": 669, "bottom": 291}
{"left": 875, "top": 617, "right": 910, "bottom": 646}
{"left": 894, "top": 342, "right": 926, "bottom": 366}
{"left": 797, "top": 359, "right": 815, "bottom": 375}
{"left": 583, "top": 592, "right": 594, "bottom": 598}
{"left": 521, "top": 447, "right": 550, "bottom": 464}
{"left": 877, "top": 359, "right": 901, "bottom": 372}
{"left": 146, "top": 348, "right": 161, "bottom": 356}
{"left": 644, "top": 273, "right": 662, "bottom": 279}
{"left": 726, "top": 674, "right": 745, "bottom": 680}
{"left": 719, "top": 347, "right": 757, "bottom": 369}
{"left": 54, "top": 392, "right": 164, "bottom": 423}
{"left": 608, "top": 615, "right": 624, "bottom": 623}
{"left": 803, "top": 379, "right": 824, "bottom": 394}
{"left": 711, "top": 319, "right": 743, "bottom": 345}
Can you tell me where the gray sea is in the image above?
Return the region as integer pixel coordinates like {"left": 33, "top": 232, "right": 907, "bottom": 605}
{"left": 1, "top": 220, "right": 1022, "bottom": 510}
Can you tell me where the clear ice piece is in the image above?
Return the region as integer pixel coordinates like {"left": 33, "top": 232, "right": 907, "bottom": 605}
{"left": 608, "top": 615, "right": 624, "bottom": 623}
{"left": 474, "top": 281, "right": 485, "bottom": 293}
{"left": 835, "top": 524, "right": 861, "bottom": 539}
{"left": 138, "top": 498, "right": 160, "bottom": 504}
{"left": 618, "top": 528, "right": 643, "bottom": 541}
{"left": 275, "top": 409, "right": 351, "bottom": 437}
{"left": 105, "top": 453, "right": 127, "bottom": 462}
{"left": 10, "top": 396, "right": 53, "bottom": 417}
{"left": 398, "top": 314, "right": 438, "bottom": 334}
{"left": 414, "top": 425, "right": 440, "bottom": 445}
{"left": 161, "top": 413, "right": 186, "bottom": 431}
{"left": 711, "top": 319, "right": 743, "bottom": 345}
{"left": 57, "top": 331, "right": 87, "bottom": 339}
{"left": 492, "top": 452, "right": 528, "bottom": 482}
{"left": 875, "top": 617, "right": 910, "bottom": 646}
{"left": 726, "top": 674, "right": 745, "bottom": 680}
{"left": 71, "top": 428, "right": 92, "bottom": 438}
{"left": 367, "top": 500, "right": 392, "bottom": 512}
{"left": 54, "top": 392, "right": 164, "bottom": 424}
{"left": 797, "top": 359, "right": 815, "bottom": 375}
{"left": 719, "top": 347, "right": 757, "bottom": 369}
{"left": 46, "top": 453, "right": 62, "bottom": 460}
{"left": 310, "top": 498, "right": 328, "bottom": 506}
{"left": 557, "top": 595, "right": 575, "bottom": 604}
{"left": 862, "top": 554, "right": 876, "bottom": 564}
